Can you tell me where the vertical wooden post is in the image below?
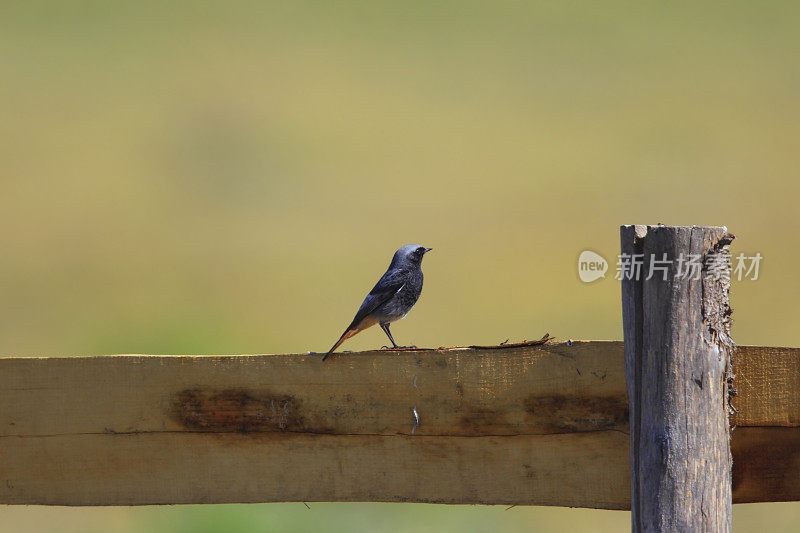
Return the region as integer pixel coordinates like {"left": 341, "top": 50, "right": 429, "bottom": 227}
{"left": 620, "top": 225, "right": 735, "bottom": 532}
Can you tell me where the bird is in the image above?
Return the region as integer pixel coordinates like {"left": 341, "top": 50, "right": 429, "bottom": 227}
{"left": 323, "top": 244, "right": 432, "bottom": 360}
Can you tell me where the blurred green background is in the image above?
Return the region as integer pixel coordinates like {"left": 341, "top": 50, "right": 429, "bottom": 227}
{"left": 1, "top": 1, "right": 798, "bottom": 531}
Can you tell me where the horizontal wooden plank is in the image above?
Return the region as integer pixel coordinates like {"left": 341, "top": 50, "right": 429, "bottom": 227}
{"left": 0, "top": 342, "right": 629, "bottom": 438}
{"left": 2, "top": 425, "right": 796, "bottom": 507}
{"left": 0, "top": 342, "right": 798, "bottom": 507}
{"left": 0, "top": 432, "right": 631, "bottom": 507}
{"left": 1, "top": 342, "right": 793, "bottom": 439}
{"left": 731, "top": 427, "right": 800, "bottom": 504}
{"left": 731, "top": 345, "right": 800, "bottom": 427}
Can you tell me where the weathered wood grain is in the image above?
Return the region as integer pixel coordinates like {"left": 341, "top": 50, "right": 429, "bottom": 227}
{"left": 731, "top": 427, "right": 800, "bottom": 504}
{"left": 0, "top": 341, "right": 798, "bottom": 507}
{"left": 0, "top": 432, "right": 631, "bottom": 507}
{"left": 621, "top": 225, "right": 734, "bottom": 532}
{"left": 732, "top": 345, "right": 800, "bottom": 427}
{"left": 0, "top": 342, "right": 629, "bottom": 439}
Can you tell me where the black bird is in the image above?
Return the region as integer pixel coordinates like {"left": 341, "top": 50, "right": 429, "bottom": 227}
{"left": 323, "top": 244, "right": 432, "bottom": 360}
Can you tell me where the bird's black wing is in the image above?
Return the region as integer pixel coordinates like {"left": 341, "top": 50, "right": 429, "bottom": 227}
{"left": 323, "top": 267, "right": 409, "bottom": 359}
{"left": 347, "top": 268, "right": 408, "bottom": 329}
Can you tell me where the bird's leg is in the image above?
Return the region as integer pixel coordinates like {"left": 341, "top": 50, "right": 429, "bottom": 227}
{"left": 380, "top": 322, "right": 399, "bottom": 349}
{"left": 380, "top": 322, "right": 416, "bottom": 350}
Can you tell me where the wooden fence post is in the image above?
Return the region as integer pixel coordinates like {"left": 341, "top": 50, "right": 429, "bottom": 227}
{"left": 620, "top": 225, "right": 735, "bottom": 532}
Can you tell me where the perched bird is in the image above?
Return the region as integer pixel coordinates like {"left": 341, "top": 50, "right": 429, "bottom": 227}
{"left": 323, "top": 244, "right": 432, "bottom": 360}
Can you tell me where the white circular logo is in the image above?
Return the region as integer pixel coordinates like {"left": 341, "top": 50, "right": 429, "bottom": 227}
{"left": 578, "top": 250, "right": 608, "bottom": 283}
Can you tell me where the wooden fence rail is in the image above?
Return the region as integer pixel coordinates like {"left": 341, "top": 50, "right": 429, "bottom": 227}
{"left": 1, "top": 342, "right": 798, "bottom": 507}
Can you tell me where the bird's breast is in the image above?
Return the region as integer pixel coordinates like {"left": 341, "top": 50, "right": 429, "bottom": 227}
{"left": 375, "top": 273, "right": 423, "bottom": 319}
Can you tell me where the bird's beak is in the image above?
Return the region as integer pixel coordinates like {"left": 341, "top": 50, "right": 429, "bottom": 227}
{"left": 424, "top": 248, "right": 433, "bottom": 253}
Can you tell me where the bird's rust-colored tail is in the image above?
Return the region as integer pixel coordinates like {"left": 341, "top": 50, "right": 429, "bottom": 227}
{"left": 322, "top": 329, "right": 357, "bottom": 360}
{"left": 322, "top": 316, "right": 378, "bottom": 360}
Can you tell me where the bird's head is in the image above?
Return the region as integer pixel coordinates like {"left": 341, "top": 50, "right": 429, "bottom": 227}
{"left": 393, "top": 244, "right": 433, "bottom": 267}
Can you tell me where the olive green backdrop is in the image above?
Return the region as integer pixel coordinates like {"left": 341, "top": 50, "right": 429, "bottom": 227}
{"left": 1, "top": 1, "right": 798, "bottom": 531}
